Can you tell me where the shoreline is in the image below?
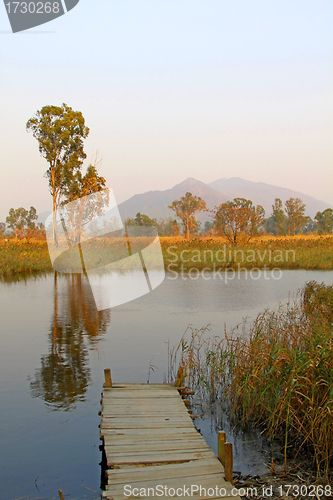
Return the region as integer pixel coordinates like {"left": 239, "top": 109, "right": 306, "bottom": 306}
{"left": 1, "top": 235, "right": 333, "bottom": 278}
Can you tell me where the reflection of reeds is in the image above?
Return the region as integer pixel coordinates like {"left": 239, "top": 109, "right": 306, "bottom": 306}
{"left": 170, "top": 282, "right": 333, "bottom": 478}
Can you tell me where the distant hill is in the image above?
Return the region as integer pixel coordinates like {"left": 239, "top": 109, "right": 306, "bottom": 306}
{"left": 118, "top": 177, "right": 331, "bottom": 221}
{"left": 117, "top": 178, "right": 223, "bottom": 222}
{"left": 208, "top": 177, "right": 330, "bottom": 217}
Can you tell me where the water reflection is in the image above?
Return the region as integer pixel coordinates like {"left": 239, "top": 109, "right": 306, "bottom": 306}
{"left": 29, "top": 272, "right": 110, "bottom": 410}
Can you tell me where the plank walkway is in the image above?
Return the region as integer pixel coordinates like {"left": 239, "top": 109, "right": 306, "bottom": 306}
{"left": 100, "top": 383, "right": 241, "bottom": 500}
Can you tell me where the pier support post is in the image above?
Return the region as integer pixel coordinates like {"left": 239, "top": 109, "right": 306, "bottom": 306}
{"left": 224, "top": 442, "right": 233, "bottom": 484}
{"left": 104, "top": 368, "right": 112, "bottom": 388}
{"left": 217, "top": 430, "right": 226, "bottom": 467}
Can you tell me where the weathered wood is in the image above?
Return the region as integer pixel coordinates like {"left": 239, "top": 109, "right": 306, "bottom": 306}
{"left": 106, "top": 458, "right": 223, "bottom": 483}
{"left": 224, "top": 442, "right": 233, "bottom": 484}
{"left": 104, "top": 369, "right": 112, "bottom": 388}
{"left": 218, "top": 430, "right": 226, "bottom": 467}
{"left": 107, "top": 449, "right": 216, "bottom": 466}
{"left": 100, "top": 383, "right": 240, "bottom": 500}
{"left": 106, "top": 474, "right": 232, "bottom": 498}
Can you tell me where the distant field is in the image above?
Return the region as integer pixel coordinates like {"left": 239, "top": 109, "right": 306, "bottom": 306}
{"left": 161, "top": 235, "right": 333, "bottom": 271}
{"left": 1, "top": 234, "right": 333, "bottom": 277}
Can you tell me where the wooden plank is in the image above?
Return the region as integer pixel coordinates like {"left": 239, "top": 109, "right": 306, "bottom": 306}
{"left": 107, "top": 449, "right": 216, "bottom": 466}
{"left": 102, "top": 415, "right": 192, "bottom": 423}
{"left": 100, "top": 428, "right": 199, "bottom": 439}
{"left": 104, "top": 442, "right": 211, "bottom": 456}
{"left": 106, "top": 458, "right": 223, "bottom": 483}
{"left": 101, "top": 420, "right": 194, "bottom": 429}
{"left": 104, "top": 435, "right": 204, "bottom": 446}
{"left": 108, "top": 384, "right": 177, "bottom": 389}
{"left": 101, "top": 427, "right": 198, "bottom": 435}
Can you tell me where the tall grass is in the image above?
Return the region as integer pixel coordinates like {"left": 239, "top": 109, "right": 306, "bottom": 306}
{"left": 0, "top": 239, "right": 52, "bottom": 277}
{"left": 171, "top": 282, "right": 333, "bottom": 477}
{"left": 1, "top": 235, "right": 333, "bottom": 277}
{"left": 162, "top": 235, "right": 333, "bottom": 270}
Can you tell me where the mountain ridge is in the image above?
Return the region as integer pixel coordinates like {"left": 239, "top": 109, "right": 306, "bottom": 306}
{"left": 117, "top": 177, "right": 330, "bottom": 221}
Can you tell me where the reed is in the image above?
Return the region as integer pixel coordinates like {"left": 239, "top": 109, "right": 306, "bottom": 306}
{"left": 171, "top": 282, "right": 333, "bottom": 477}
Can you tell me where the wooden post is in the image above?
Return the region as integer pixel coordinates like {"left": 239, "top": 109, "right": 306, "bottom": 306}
{"left": 217, "top": 430, "right": 226, "bottom": 467}
{"left": 58, "top": 490, "right": 65, "bottom": 500}
{"left": 224, "top": 442, "right": 233, "bottom": 484}
{"left": 104, "top": 368, "right": 112, "bottom": 388}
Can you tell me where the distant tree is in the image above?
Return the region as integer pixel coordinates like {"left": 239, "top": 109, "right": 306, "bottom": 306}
{"left": 168, "top": 192, "right": 208, "bottom": 239}
{"left": 26, "top": 103, "right": 89, "bottom": 245}
{"left": 284, "top": 198, "right": 307, "bottom": 235}
{"left": 315, "top": 209, "right": 333, "bottom": 235}
{"left": 5, "top": 206, "right": 38, "bottom": 238}
{"left": 154, "top": 218, "right": 180, "bottom": 236}
{"left": 0, "top": 222, "right": 6, "bottom": 237}
{"left": 302, "top": 217, "right": 317, "bottom": 234}
{"left": 271, "top": 198, "right": 286, "bottom": 235}
{"left": 171, "top": 220, "right": 180, "bottom": 236}
{"left": 125, "top": 212, "right": 157, "bottom": 227}
{"left": 213, "top": 198, "right": 265, "bottom": 244}
{"left": 203, "top": 221, "right": 214, "bottom": 236}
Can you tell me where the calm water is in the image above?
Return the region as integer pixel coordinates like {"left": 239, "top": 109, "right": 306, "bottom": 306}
{"left": 1, "top": 270, "right": 333, "bottom": 499}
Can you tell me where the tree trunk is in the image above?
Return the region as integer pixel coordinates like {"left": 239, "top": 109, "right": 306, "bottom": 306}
{"left": 53, "top": 197, "right": 58, "bottom": 247}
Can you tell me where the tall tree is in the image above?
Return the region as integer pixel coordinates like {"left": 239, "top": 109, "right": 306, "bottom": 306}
{"left": 168, "top": 192, "right": 208, "bottom": 238}
{"left": 26, "top": 103, "right": 89, "bottom": 245}
{"left": 284, "top": 198, "right": 307, "bottom": 235}
{"left": 271, "top": 198, "right": 286, "bottom": 235}
{"left": 315, "top": 208, "right": 333, "bottom": 234}
{"left": 213, "top": 198, "right": 265, "bottom": 244}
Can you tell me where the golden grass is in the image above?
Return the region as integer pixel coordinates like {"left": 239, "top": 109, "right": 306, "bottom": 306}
{"left": 1, "top": 234, "right": 333, "bottom": 277}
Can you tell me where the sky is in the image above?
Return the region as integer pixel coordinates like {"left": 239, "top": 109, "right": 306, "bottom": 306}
{"left": 0, "top": 0, "right": 332, "bottom": 220}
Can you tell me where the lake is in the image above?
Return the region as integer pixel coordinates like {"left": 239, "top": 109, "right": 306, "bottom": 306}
{"left": 1, "top": 270, "right": 333, "bottom": 500}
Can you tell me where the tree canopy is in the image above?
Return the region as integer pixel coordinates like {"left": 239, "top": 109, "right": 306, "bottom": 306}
{"left": 168, "top": 192, "right": 207, "bottom": 238}
{"left": 315, "top": 208, "right": 333, "bottom": 235}
{"left": 5, "top": 206, "right": 38, "bottom": 238}
{"left": 26, "top": 103, "right": 90, "bottom": 245}
{"left": 213, "top": 198, "right": 265, "bottom": 244}
{"left": 125, "top": 212, "right": 157, "bottom": 227}
{"left": 284, "top": 197, "right": 307, "bottom": 235}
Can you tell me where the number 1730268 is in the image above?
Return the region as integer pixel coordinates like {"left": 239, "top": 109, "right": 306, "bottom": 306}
{"left": 5, "top": 2, "right": 60, "bottom": 14}
{"left": 278, "top": 485, "right": 332, "bottom": 497}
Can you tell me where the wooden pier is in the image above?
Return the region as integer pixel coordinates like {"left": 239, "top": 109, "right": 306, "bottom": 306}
{"left": 100, "top": 370, "right": 240, "bottom": 500}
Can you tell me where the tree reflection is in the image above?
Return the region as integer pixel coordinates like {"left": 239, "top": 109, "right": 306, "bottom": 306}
{"left": 29, "top": 272, "right": 110, "bottom": 410}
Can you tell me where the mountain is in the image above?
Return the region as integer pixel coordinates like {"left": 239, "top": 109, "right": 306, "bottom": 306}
{"left": 117, "top": 178, "right": 223, "bottom": 221}
{"left": 208, "top": 177, "right": 330, "bottom": 217}
{"left": 118, "top": 177, "right": 330, "bottom": 221}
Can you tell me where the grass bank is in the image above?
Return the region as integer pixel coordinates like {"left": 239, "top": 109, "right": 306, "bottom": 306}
{"left": 171, "top": 281, "right": 333, "bottom": 477}
{"left": 161, "top": 235, "right": 333, "bottom": 271}
{"left": 0, "top": 239, "right": 52, "bottom": 277}
{"left": 1, "top": 234, "right": 333, "bottom": 277}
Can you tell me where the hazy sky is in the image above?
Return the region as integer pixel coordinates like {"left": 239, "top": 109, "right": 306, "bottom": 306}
{"left": 0, "top": 0, "right": 332, "bottom": 220}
